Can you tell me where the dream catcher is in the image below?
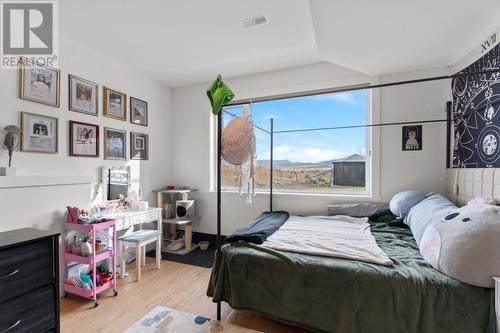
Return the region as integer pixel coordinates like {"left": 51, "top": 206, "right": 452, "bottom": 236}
{"left": 221, "top": 105, "right": 256, "bottom": 203}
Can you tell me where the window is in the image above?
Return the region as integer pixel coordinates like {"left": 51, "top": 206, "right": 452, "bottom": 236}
{"left": 215, "top": 89, "right": 372, "bottom": 195}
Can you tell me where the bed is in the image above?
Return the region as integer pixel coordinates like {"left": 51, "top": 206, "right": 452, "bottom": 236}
{"left": 207, "top": 168, "right": 500, "bottom": 333}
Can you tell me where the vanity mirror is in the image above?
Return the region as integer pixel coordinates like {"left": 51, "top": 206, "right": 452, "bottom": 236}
{"left": 102, "top": 165, "right": 131, "bottom": 201}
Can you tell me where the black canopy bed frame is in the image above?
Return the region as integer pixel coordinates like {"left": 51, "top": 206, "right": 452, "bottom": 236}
{"left": 213, "top": 68, "right": 500, "bottom": 322}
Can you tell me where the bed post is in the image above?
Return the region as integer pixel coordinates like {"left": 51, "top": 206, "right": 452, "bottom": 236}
{"left": 445, "top": 101, "right": 452, "bottom": 169}
{"left": 217, "top": 111, "right": 222, "bottom": 321}
{"left": 270, "top": 118, "right": 274, "bottom": 212}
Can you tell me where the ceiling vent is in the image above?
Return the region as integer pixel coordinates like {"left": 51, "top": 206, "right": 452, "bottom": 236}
{"left": 241, "top": 15, "right": 268, "bottom": 28}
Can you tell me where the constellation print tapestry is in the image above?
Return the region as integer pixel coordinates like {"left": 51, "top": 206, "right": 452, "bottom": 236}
{"left": 452, "top": 44, "right": 500, "bottom": 167}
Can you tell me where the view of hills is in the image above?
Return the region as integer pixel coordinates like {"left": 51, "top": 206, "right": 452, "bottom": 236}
{"left": 255, "top": 154, "right": 365, "bottom": 169}
{"left": 222, "top": 153, "right": 366, "bottom": 193}
{"left": 255, "top": 159, "right": 333, "bottom": 168}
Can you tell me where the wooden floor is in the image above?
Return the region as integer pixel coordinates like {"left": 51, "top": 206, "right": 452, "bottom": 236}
{"left": 60, "top": 258, "right": 311, "bottom": 333}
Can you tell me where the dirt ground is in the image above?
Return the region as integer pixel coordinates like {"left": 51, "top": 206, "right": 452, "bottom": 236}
{"left": 222, "top": 165, "right": 365, "bottom": 193}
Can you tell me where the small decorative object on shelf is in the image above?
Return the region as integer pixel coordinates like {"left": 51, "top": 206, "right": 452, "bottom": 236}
{"left": 1, "top": 125, "right": 20, "bottom": 176}
{"left": 139, "top": 201, "right": 149, "bottom": 210}
{"left": 81, "top": 237, "right": 93, "bottom": 256}
{"left": 67, "top": 206, "right": 107, "bottom": 224}
{"left": 63, "top": 210, "right": 118, "bottom": 307}
{"left": 127, "top": 190, "right": 141, "bottom": 210}
{"left": 118, "top": 194, "right": 129, "bottom": 209}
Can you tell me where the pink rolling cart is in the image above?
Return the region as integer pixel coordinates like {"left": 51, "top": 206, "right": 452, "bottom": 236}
{"left": 63, "top": 219, "right": 118, "bottom": 307}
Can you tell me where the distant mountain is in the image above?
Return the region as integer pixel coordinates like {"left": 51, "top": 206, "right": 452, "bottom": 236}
{"left": 256, "top": 154, "right": 365, "bottom": 168}
{"left": 256, "top": 159, "right": 331, "bottom": 168}
{"left": 256, "top": 159, "right": 294, "bottom": 166}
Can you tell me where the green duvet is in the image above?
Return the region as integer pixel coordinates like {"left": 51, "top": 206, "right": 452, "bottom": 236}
{"left": 207, "top": 218, "right": 495, "bottom": 333}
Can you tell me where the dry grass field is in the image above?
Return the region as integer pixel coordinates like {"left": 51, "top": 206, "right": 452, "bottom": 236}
{"left": 222, "top": 165, "right": 365, "bottom": 193}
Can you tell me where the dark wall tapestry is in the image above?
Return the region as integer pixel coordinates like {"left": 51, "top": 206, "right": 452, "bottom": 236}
{"left": 452, "top": 44, "right": 500, "bottom": 167}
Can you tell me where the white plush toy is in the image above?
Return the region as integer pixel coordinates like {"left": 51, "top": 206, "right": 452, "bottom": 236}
{"left": 420, "top": 203, "right": 500, "bottom": 288}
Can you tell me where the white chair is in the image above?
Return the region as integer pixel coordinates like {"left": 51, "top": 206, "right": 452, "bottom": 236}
{"left": 119, "top": 228, "right": 161, "bottom": 282}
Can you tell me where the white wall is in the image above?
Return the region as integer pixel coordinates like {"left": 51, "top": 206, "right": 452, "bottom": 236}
{"left": 171, "top": 62, "right": 450, "bottom": 235}
{"left": 379, "top": 68, "right": 450, "bottom": 196}
{"left": 0, "top": 35, "right": 172, "bottom": 235}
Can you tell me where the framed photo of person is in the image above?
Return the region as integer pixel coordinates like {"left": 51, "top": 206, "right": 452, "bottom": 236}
{"left": 69, "top": 121, "right": 99, "bottom": 157}
{"left": 130, "top": 97, "right": 148, "bottom": 126}
{"left": 402, "top": 125, "right": 422, "bottom": 151}
{"left": 103, "top": 87, "right": 127, "bottom": 121}
{"left": 104, "top": 127, "right": 126, "bottom": 160}
{"left": 19, "top": 60, "right": 60, "bottom": 107}
{"left": 130, "top": 132, "right": 149, "bottom": 160}
{"left": 21, "top": 112, "right": 58, "bottom": 153}
{"left": 69, "top": 75, "right": 99, "bottom": 116}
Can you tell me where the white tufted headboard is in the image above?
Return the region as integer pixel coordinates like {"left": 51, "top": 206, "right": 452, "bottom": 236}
{"left": 446, "top": 168, "right": 500, "bottom": 206}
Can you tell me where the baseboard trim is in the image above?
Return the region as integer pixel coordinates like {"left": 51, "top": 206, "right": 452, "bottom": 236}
{"left": 191, "top": 231, "right": 227, "bottom": 244}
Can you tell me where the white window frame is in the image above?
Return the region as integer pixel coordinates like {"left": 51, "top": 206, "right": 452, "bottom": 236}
{"left": 210, "top": 88, "right": 378, "bottom": 198}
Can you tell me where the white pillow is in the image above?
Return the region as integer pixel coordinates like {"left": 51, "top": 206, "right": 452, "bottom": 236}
{"left": 328, "top": 202, "right": 389, "bottom": 217}
{"left": 389, "top": 191, "right": 427, "bottom": 219}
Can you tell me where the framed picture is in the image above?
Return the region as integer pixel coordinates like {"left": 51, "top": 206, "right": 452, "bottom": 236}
{"left": 130, "top": 97, "right": 148, "bottom": 126}
{"left": 21, "top": 112, "right": 58, "bottom": 153}
{"left": 20, "top": 60, "right": 60, "bottom": 107}
{"left": 402, "top": 125, "right": 422, "bottom": 151}
{"left": 104, "top": 127, "right": 126, "bottom": 160}
{"left": 69, "top": 121, "right": 99, "bottom": 157}
{"left": 69, "top": 75, "right": 99, "bottom": 116}
{"left": 130, "top": 132, "right": 149, "bottom": 160}
{"left": 103, "top": 87, "right": 127, "bottom": 121}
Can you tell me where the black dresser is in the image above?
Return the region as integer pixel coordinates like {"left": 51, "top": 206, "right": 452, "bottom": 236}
{"left": 0, "top": 228, "right": 60, "bottom": 333}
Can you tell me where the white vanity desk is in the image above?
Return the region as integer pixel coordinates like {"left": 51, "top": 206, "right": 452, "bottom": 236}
{"left": 100, "top": 164, "right": 163, "bottom": 233}
{"left": 101, "top": 208, "right": 162, "bottom": 275}
{"left": 102, "top": 208, "right": 162, "bottom": 232}
{"left": 99, "top": 165, "right": 162, "bottom": 277}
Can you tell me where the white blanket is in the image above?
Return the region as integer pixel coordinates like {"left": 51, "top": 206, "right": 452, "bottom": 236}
{"left": 262, "top": 215, "right": 393, "bottom": 266}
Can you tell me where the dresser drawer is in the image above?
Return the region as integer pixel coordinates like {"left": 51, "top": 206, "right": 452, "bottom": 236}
{"left": 114, "top": 218, "right": 125, "bottom": 230}
{"left": 129, "top": 214, "right": 147, "bottom": 225}
{"left": 147, "top": 210, "right": 160, "bottom": 222}
{"left": 0, "top": 239, "right": 54, "bottom": 303}
{"left": 0, "top": 284, "right": 55, "bottom": 333}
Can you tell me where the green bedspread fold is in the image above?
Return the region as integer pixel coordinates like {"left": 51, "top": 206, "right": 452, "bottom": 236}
{"left": 207, "top": 218, "right": 495, "bottom": 333}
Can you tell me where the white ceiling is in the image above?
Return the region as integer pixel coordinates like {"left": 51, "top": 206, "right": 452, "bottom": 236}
{"left": 60, "top": 0, "right": 500, "bottom": 88}
{"left": 310, "top": 0, "right": 500, "bottom": 75}
{"left": 60, "top": 0, "right": 319, "bottom": 87}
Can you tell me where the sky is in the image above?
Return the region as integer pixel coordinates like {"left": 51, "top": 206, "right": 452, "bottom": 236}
{"left": 224, "top": 90, "right": 369, "bottom": 163}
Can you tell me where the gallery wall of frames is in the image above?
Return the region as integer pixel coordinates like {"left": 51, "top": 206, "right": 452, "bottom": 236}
{"left": 0, "top": 35, "right": 172, "bottom": 240}
{"left": 18, "top": 58, "right": 150, "bottom": 161}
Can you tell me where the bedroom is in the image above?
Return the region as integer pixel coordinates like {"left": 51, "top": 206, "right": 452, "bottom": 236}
{"left": 0, "top": 0, "right": 499, "bottom": 332}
